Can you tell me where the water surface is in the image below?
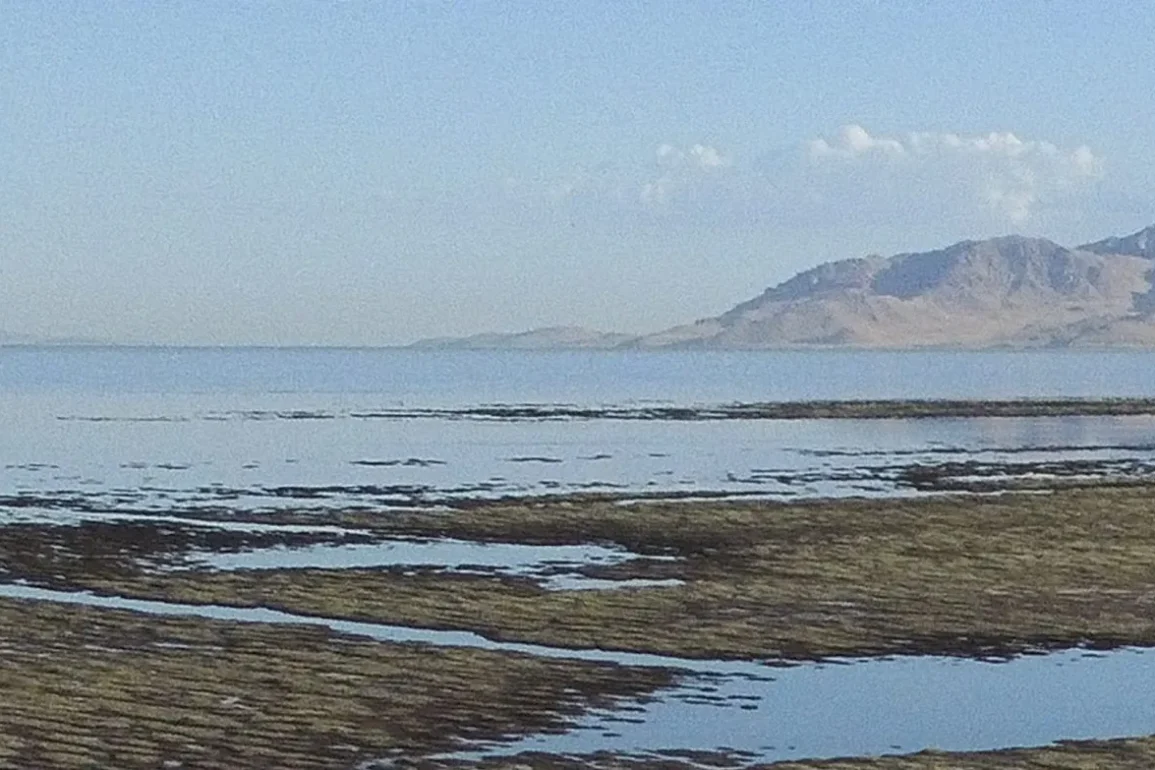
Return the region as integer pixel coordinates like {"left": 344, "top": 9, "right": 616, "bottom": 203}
{"left": 5, "top": 347, "right": 1155, "bottom": 763}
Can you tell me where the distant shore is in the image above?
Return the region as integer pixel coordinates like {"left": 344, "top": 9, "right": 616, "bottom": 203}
{"left": 335, "top": 397, "right": 1155, "bottom": 421}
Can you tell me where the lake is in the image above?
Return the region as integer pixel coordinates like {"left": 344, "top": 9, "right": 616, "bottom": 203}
{"left": 4, "top": 347, "right": 1155, "bottom": 513}
{"left": 4, "top": 346, "right": 1155, "bottom": 764}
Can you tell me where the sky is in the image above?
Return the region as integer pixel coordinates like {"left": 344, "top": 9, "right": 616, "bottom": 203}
{"left": 3, "top": 1, "right": 1155, "bottom": 346}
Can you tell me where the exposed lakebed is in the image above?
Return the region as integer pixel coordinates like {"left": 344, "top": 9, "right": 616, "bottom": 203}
{"left": 4, "top": 582, "right": 1155, "bottom": 767}
{"left": 7, "top": 483, "right": 1155, "bottom": 768}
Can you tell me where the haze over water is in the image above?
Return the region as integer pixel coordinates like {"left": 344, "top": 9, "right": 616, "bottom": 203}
{"left": 4, "top": 347, "right": 1154, "bottom": 402}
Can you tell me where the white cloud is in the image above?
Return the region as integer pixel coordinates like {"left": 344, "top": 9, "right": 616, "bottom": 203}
{"left": 807, "top": 124, "right": 905, "bottom": 159}
{"left": 500, "top": 127, "right": 1102, "bottom": 232}
{"left": 804, "top": 125, "right": 1103, "bottom": 223}
{"left": 656, "top": 143, "right": 732, "bottom": 170}
{"left": 689, "top": 144, "right": 731, "bottom": 169}
{"left": 639, "top": 129, "right": 1102, "bottom": 226}
{"left": 641, "top": 143, "right": 732, "bottom": 206}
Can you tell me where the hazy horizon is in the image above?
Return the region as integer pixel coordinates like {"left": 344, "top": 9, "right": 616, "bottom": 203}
{"left": 4, "top": 2, "right": 1154, "bottom": 346}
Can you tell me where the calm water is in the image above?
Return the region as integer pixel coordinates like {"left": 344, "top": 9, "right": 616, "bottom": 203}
{"left": 2, "top": 346, "right": 1155, "bottom": 401}
{"left": 4, "top": 346, "right": 1155, "bottom": 762}
{"left": 4, "top": 347, "right": 1155, "bottom": 512}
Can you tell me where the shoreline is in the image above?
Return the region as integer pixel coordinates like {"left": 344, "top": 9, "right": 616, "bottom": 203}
{"left": 340, "top": 398, "right": 1155, "bottom": 422}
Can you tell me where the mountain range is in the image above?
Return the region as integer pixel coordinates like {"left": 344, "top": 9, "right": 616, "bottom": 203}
{"left": 413, "top": 224, "right": 1155, "bottom": 349}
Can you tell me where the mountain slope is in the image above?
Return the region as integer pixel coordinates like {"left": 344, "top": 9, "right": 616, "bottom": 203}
{"left": 411, "top": 224, "right": 1155, "bottom": 350}
{"left": 1079, "top": 225, "right": 1155, "bottom": 260}
{"left": 635, "top": 229, "right": 1155, "bottom": 349}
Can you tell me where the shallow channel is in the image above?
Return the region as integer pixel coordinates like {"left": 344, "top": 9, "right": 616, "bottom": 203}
{"left": 4, "top": 583, "right": 1154, "bottom": 764}
{"left": 184, "top": 538, "right": 682, "bottom": 591}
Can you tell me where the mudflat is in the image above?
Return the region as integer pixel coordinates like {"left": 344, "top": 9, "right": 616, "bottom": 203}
{"left": 12, "top": 485, "right": 1155, "bottom": 662}
{"left": 0, "top": 597, "right": 672, "bottom": 770}
{"left": 6, "top": 484, "right": 1155, "bottom": 767}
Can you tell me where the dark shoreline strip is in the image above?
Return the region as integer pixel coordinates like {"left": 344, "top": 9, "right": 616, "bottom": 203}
{"left": 351, "top": 398, "right": 1155, "bottom": 422}
{"left": 56, "top": 398, "right": 1155, "bottom": 424}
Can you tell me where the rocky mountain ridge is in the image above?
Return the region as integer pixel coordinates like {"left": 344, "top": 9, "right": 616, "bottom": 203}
{"left": 413, "top": 224, "right": 1155, "bottom": 349}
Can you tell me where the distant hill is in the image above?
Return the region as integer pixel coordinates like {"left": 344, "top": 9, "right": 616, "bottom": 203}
{"left": 411, "top": 326, "right": 634, "bottom": 350}
{"left": 413, "top": 225, "right": 1155, "bottom": 350}
{"left": 1080, "top": 226, "right": 1155, "bottom": 260}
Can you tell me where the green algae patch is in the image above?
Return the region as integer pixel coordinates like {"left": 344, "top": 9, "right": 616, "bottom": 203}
{"left": 0, "top": 597, "right": 674, "bottom": 770}
{"left": 15, "top": 485, "right": 1155, "bottom": 663}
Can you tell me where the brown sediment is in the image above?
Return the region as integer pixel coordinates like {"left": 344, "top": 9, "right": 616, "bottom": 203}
{"left": 0, "top": 597, "right": 674, "bottom": 770}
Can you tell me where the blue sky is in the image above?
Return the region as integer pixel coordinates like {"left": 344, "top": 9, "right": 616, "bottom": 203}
{"left": 3, "top": 1, "right": 1154, "bottom": 344}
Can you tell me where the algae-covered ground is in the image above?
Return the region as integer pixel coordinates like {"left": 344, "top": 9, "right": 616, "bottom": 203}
{"left": 0, "top": 597, "right": 673, "bottom": 770}
{"left": 22, "top": 485, "right": 1155, "bottom": 662}
{"left": 7, "top": 483, "right": 1155, "bottom": 768}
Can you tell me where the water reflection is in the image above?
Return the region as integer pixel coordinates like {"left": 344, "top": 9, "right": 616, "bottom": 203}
{"left": 184, "top": 538, "right": 680, "bottom": 591}
{"left": 2, "top": 584, "right": 1153, "bottom": 765}
{"left": 471, "top": 646, "right": 1155, "bottom": 763}
{"left": 5, "top": 409, "right": 1155, "bottom": 513}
